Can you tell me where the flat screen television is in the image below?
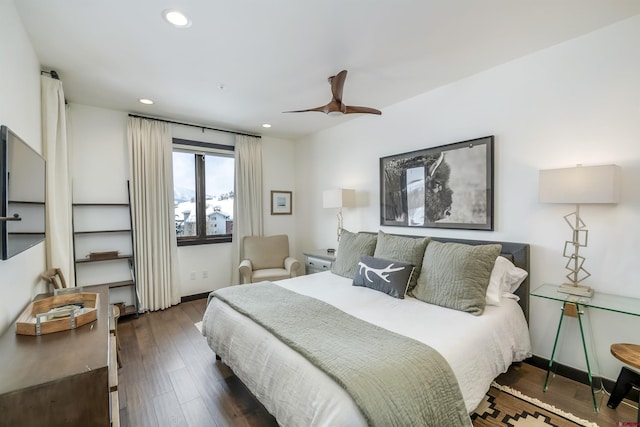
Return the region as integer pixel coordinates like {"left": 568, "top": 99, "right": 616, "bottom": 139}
{"left": 0, "top": 125, "right": 46, "bottom": 260}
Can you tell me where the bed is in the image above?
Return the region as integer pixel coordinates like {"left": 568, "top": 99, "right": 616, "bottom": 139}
{"left": 202, "top": 232, "right": 531, "bottom": 427}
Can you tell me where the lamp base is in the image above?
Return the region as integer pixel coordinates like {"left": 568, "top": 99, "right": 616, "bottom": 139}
{"left": 557, "top": 283, "right": 594, "bottom": 297}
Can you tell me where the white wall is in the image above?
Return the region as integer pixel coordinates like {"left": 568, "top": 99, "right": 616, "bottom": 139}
{"left": 68, "top": 104, "right": 298, "bottom": 297}
{"left": 70, "top": 106, "right": 130, "bottom": 202}
{"left": 263, "top": 137, "right": 299, "bottom": 259}
{"left": 295, "top": 16, "right": 640, "bottom": 380}
{"left": 0, "top": 0, "right": 47, "bottom": 334}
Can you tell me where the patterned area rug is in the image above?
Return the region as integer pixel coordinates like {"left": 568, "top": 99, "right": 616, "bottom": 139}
{"left": 472, "top": 383, "right": 599, "bottom": 427}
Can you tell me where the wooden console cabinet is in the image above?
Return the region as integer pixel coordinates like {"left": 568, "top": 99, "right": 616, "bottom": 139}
{"left": 0, "top": 285, "right": 118, "bottom": 426}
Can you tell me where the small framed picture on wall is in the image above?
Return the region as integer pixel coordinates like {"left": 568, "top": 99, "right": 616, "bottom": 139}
{"left": 271, "top": 190, "right": 292, "bottom": 215}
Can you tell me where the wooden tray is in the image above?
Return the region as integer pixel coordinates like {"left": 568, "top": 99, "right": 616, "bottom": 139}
{"left": 15, "top": 292, "right": 99, "bottom": 336}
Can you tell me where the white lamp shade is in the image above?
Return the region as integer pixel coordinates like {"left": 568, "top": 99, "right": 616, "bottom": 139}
{"left": 323, "top": 189, "right": 356, "bottom": 209}
{"left": 539, "top": 164, "right": 620, "bottom": 204}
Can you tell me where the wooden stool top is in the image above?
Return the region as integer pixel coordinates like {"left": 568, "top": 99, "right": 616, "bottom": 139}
{"left": 611, "top": 343, "right": 640, "bottom": 370}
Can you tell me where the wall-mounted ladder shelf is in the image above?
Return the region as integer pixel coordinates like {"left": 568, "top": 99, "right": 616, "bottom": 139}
{"left": 72, "top": 182, "right": 139, "bottom": 316}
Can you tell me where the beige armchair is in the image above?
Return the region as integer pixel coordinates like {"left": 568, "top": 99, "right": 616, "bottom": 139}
{"left": 239, "top": 234, "right": 300, "bottom": 284}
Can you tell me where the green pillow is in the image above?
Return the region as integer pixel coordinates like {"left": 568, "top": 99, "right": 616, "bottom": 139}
{"left": 373, "top": 230, "right": 430, "bottom": 292}
{"left": 409, "top": 241, "right": 501, "bottom": 315}
{"left": 331, "top": 230, "right": 377, "bottom": 279}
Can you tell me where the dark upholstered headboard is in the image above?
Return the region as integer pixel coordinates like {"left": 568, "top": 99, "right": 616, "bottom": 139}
{"left": 363, "top": 232, "right": 531, "bottom": 322}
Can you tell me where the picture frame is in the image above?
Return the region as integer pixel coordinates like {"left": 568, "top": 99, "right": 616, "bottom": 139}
{"left": 380, "top": 135, "right": 494, "bottom": 231}
{"left": 270, "top": 190, "right": 292, "bottom": 215}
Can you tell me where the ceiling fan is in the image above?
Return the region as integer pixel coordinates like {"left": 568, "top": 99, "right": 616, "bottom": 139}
{"left": 284, "top": 70, "right": 382, "bottom": 116}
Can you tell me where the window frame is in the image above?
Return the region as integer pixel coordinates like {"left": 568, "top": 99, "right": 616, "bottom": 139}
{"left": 173, "top": 138, "right": 235, "bottom": 246}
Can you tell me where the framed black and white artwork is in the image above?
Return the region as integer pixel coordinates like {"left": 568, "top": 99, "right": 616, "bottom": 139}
{"left": 380, "top": 136, "right": 494, "bottom": 231}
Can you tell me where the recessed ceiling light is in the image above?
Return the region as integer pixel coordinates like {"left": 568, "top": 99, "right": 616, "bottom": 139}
{"left": 262, "top": 124, "right": 272, "bottom": 128}
{"left": 139, "top": 98, "right": 154, "bottom": 105}
{"left": 163, "top": 9, "right": 192, "bottom": 28}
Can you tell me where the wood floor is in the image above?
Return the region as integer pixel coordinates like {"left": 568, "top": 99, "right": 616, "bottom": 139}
{"left": 117, "top": 299, "right": 638, "bottom": 426}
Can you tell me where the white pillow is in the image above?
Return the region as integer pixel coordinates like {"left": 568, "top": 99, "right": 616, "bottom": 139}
{"left": 485, "top": 256, "right": 528, "bottom": 306}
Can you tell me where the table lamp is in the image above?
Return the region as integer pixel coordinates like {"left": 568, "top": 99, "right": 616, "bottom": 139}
{"left": 538, "top": 164, "right": 620, "bottom": 297}
{"left": 322, "top": 189, "right": 356, "bottom": 244}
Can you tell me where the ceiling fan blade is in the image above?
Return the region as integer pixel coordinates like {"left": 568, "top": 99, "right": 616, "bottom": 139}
{"left": 284, "top": 99, "right": 345, "bottom": 114}
{"left": 344, "top": 105, "right": 382, "bottom": 115}
{"left": 330, "top": 70, "right": 348, "bottom": 103}
{"left": 283, "top": 105, "right": 329, "bottom": 114}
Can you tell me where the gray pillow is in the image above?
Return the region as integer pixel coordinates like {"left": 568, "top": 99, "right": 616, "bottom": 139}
{"left": 353, "top": 256, "right": 415, "bottom": 299}
{"left": 409, "top": 241, "right": 501, "bottom": 315}
{"left": 331, "top": 230, "right": 377, "bottom": 279}
{"left": 373, "top": 230, "right": 430, "bottom": 292}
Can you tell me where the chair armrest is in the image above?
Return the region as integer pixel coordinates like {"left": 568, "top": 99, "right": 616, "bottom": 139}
{"left": 239, "top": 259, "right": 253, "bottom": 284}
{"left": 284, "top": 257, "right": 301, "bottom": 278}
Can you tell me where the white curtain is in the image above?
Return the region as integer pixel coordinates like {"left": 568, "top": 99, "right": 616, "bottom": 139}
{"left": 41, "top": 75, "right": 74, "bottom": 287}
{"left": 231, "top": 135, "right": 263, "bottom": 284}
{"left": 127, "top": 117, "right": 180, "bottom": 311}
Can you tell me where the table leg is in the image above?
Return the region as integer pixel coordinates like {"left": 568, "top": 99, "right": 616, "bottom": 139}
{"left": 544, "top": 303, "right": 567, "bottom": 392}
{"left": 575, "top": 304, "right": 598, "bottom": 412}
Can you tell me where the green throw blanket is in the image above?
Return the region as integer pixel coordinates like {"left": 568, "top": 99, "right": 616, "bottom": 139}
{"left": 212, "top": 282, "right": 471, "bottom": 427}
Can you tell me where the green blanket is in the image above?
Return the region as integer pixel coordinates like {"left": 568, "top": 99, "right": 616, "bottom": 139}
{"left": 212, "top": 282, "right": 471, "bottom": 427}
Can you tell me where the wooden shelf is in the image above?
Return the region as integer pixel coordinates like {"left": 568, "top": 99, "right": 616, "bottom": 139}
{"left": 7, "top": 200, "right": 45, "bottom": 205}
{"left": 122, "top": 305, "right": 138, "bottom": 316}
{"left": 74, "top": 229, "right": 131, "bottom": 235}
{"left": 84, "top": 280, "right": 134, "bottom": 290}
{"left": 73, "top": 202, "right": 129, "bottom": 207}
{"left": 8, "top": 232, "right": 45, "bottom": 236}
{"left": 76, "top": 254, "right": 132, "bottom": 263}
{"left": 106, "top": 280, "right": 135, "bottom": 289}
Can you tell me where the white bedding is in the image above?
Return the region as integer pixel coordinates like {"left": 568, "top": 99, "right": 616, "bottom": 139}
{"left": 203, "top": 271, "right": 531, "bottom": 427}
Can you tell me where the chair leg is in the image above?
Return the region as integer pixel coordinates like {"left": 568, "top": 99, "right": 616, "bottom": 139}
{"left": 116, "top": 328, "right": 122, "bottom": 368}
{"left": 607, "top": 367, "right": 640, "bottom": 409}
{"left": 113, "top": 305, "right": 122, "bottom": 368}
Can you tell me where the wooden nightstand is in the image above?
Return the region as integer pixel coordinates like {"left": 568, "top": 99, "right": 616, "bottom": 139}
{"left": 303, "top": 250, "right": 336, "bottom": 275}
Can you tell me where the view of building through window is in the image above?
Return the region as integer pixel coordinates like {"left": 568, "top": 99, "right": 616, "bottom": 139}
{"left": 173, "top": 149, "right": 234, "bottom": 241}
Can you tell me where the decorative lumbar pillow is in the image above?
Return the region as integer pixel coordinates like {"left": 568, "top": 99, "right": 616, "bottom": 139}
{"left": 353, "top": 256, "right": 415, "bottom": 299}
{"left": 410, "top": 241, "right": 501, "bottom": 315}
{"left": 330, "top": 230, "right": 378, "bottom": 279}
{"left": 372, "top": 230, "right": 430, "bottom": 292}
{"left": 486, "top": 256, "right": 529, "bottom": 306}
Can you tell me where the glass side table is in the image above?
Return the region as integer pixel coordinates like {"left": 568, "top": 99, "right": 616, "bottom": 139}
{"left": 531, "top": 284, "right": 640, "bottom": 412}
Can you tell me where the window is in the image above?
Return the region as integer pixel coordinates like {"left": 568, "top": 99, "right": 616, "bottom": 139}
{"left": 173, "top": 139, "right": 234, "bottom": 245}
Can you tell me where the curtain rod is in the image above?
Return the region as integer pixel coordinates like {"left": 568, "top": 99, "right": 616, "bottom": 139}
{"left": 41, "top": 70, "right": 60, "bottom": 80}
{"left": 128, "top": 114, "right": 261, "bottom": 138}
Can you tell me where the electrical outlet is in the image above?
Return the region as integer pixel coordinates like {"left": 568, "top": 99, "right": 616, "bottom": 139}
{"left": 190, "top": 271, "right": 196, "bottom": 280}
{"left": 202, "top": 270, "right": 208, "bottom": 279}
